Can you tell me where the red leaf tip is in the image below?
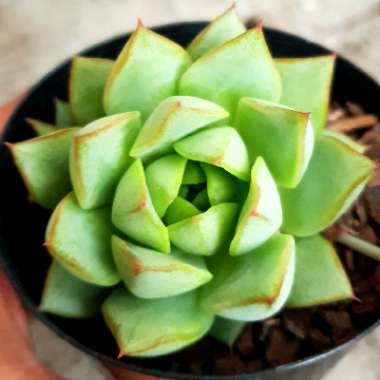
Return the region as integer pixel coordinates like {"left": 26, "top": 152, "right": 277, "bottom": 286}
{"left": 136, "top": 18, "right": 144, "bottom": 28}
{"left": 255, "top": 19, "right": 264, "bottom": 29}
{"left": 117, "top": 350, "right": 128, "bottom": 359}
{"left": 228, "top": 1, "right": 237, "bottom": 11}
{"left": 4, "top": 142, "right": 13, "bottom": 151}
{"left": 42, "top": 241, "right": 51, "bottom": 248}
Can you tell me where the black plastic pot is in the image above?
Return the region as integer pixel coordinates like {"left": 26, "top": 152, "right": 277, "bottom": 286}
{"left": 0, "top": 21, "right": 379, "bottom": 380}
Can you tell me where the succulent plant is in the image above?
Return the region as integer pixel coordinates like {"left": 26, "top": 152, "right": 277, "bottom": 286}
{"left": 7, "top": 7, "right": 379, "bottom": 358}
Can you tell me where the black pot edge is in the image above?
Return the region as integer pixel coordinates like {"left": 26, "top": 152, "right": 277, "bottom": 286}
{"left": 1, "top": 20, "right": 380, "bottom": 380}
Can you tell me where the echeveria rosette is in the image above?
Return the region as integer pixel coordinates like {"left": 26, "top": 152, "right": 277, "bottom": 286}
{"left": 6, "top": 6, "right": 377, "bottom": 358}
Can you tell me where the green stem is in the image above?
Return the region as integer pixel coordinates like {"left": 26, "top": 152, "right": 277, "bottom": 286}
{"left": 336, "top": 232, "right": 380, "bottom": 262}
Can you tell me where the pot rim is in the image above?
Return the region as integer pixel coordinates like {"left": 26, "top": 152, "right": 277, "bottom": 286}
{"left": 1, "top": 20, "right": 380, "bottom": 380}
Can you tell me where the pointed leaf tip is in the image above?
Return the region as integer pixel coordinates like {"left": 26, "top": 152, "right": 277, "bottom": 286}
{"left": 256, "top": 19, "right": 264, "bottom": 29}
{"left": 136, "top": 17, "right": 144, "bottom": 28}
{"left": 4, "top": 142, "right": 13, "bottom": 151}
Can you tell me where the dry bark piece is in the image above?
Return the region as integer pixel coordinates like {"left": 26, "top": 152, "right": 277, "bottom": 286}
{"left": 319, "top": 310, "right": 352, "bottom": 343}
{"left": 259, "top": 318, "right": 280, "bottom": 341}
{"left": 352, "top": 292, "right": 379, "bottom": 315}
{"left": 307, "top": 328, "right": 331, "bottom": 351}
{"left": 343, "top": 249, "right": 355, "bottom": 272}
{"left": 245, "top": 360, "right": 264, "bottom": 372}
{"left": 234, "top": 326, "right": 255, "bottom": 358}
{"left": 371, "top": 265, "right": 380, "bottom": 293}
{"left": 355, "top": 199, "right": 368, "bottom": 225}
{"left": 365, "top": 186, "right": 380, "bottom": 224}
{"left": 214, "top": 354, "right": 246, "bottom": 375}
{"left": 345, "top": 101, "right": 365, "bottom": 116}
{"left": 357, "top": 224, "right": 377, "bottom": 244}
{"left": 328, "top": 107, "right": 346, "bottom": 123}
{"left": 265, "top": 328, "right": 300, "bottom": 367}
{"left": 368, "top": 165, "right": 380, "bottom": 187}
{"left": 329, "top": 114, "right": 378, "bottom": 132}
{"left": 282, "top": 310, "right": 312, "bottom": 339}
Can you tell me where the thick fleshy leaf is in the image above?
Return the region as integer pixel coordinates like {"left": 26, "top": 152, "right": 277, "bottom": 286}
{"left": 45, "top": 193, "right": 119, "bottom": 286}
{"left": 8, "top": 128, "right": 78, "bottom": 209}
{"left": 182, "top": 161, "right": 205, "bottom": 185}
{"left": 202, "top": 233, "right": 295, "bottom": 321}
{"left": 179, "top": 186, "right": 189, "bottom": 198}
{"left": 70, "top": 112, "right": 141, "bottom": 210}
{"left": 323, "top": 129, "right": 366, "bottom": 154}
{"left": 179, "top": 26, "right": 282, "bottom": 116}
{"left": 145, "top": 154, "right": 187, "bottom": 217}
{"left": 55, "top": 98, "right": 73, "bottom": 128}
{"left": 230, "top": 157, "right": 282, "bottom": 255}
{"left": 209, "top": 317, "right": 245, "bottom": 346}
{"left": 202, "top": 163, "right": 237, "bottom": 205}
{"left": 281, "top": 135, "right": 373, "bottom": 236}
{"left": 40, "top": 261, "right": 108, "bottom": 318}
{"left": 174, "top": 126, "right": 250, "bottom": 180}
{"left": 112, "top": 235, "right": 212, "bottom": 298}
{"left": 69, "top": 57, "right": 114, "bottom": 125}
{"left": 102, "top": 287, "right": 214, "bottom": 357}
{"left": 112, "top": 160, "right": 170, "bottom": 253}
{"left": 187, "top": 5, "right": 246, "bottom": 60}
{"left": 287, "top": 235, "right": 353, "bottom": 307}
{"left": 26, "top": 118, "right": 57, "bottom": 136}
{"left": 104, "top": 26, "right": 191, "bottom": 119}
{"left": 168, "top": 203, "right": 238, "bottom": 256}
{"left": 275, "top": 55, "right": 335, "bottom": 133}
{"left": 163, "top": 197, "right": 200, "bottom": 225}
{"left": 130, "top": 96, "right": 229, "bottom": 161}
{"left": 192, "top": 189, "right": 210, "bottom": 210}
{"left": 235, "top": 98, "right": 315, "bottom": 188}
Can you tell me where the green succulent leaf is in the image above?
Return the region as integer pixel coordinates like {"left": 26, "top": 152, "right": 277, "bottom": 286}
{"left": 202, "top": 233, "right": 295, "bottom": 321}
{"left": 26, "top": 118, "right": 57, "bottom": 136}
{"left": 130, "top": 96, "right": 229, "bottom": 161}
{"left": 182, "top": 161, "right": 206, "bottom": 185}
{"left": 323, "top": 129, "right": 366, "bottom": 154}
{"left": 287, "top": 235, "right": 353, "bottom": 307}
{"left": 70, "top": 112, "right": 141, "bottom": 210}
{"left": 168, "top": 203, "right": 238, "bottom": 256}
{"left": 163, "top": 196, "right": 200, "bottom": 225}
{"left": 202, "top": 163, "right": 237, "bottom": 205}
{"left": 55, "top": 98, "right": 74, "bottom": 128}
{"left": 178, "top": 186, "right": 189, "bottom": 198}
{"left": 281, "top": 134, "right": 374, "bottom": 236}
{"left": 45, "top": 193, "right": 119, "bottom": 286}
{"left": 102, "top": 287, "right": 214, "bottom": 357}
{"left": 187, "top": 5, "right": 246, "bottom": 60}
{"left": 174, "top": 126, "right": 250, "bottom": 181}
{"left": 8, "top": 128, "right": 78, "bottom": 209}
{"left": 69, "top": 57, "right": 114, "bottom": 125}
{"left": 145, "top": 154, "right": 187, "bottom": 217}
{"left": 235, "top": 98, "right": 315, "bottom": 188}
{"left": 209, "top": 317, "right": 246, "bottom": 346}
{"left": 275, "top": 55, "right": 335, "bottom": 133}
{"left": 40, "top": 261, "right": 108, "bottom": 318}
{"left": 112, "top": 159, "right": 170, "bottom": 253}
{"left": 192, "top": 189, "right": 210, "bottom": 210}
{"left": 104, "top": 26, "right": 191, "bottom": 119}
{"left": 179, "top": 25, "right": 282, "bottom": 116}
{"left": 112, "top": 235, "right": 212, "bottom": 298}
{"left": 230, "top": 157, "right": 282, "bottom": 255}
